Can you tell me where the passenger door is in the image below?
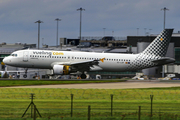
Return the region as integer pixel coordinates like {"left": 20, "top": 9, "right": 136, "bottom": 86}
{"left": 23, "top": 51, "right": 29, "bottom": 62}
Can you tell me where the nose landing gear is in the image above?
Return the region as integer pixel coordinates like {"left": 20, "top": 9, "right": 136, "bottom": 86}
{"left": 23, "top": 74, "right": 27, "bottom": 78}
{"left": 23, "top": 68, "right": 28, "bottom": 78}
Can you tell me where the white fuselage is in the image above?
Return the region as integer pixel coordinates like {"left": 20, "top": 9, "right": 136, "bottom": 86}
{"left": 3, "top": 49, "right": 138, "bottom": 72}
{"left": 3, "top": 29, "right": 174, "bottom": 75}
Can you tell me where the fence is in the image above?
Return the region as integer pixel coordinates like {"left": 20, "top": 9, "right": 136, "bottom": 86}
{"left": 0, "top": 88, "right": 180, "bottom": 119}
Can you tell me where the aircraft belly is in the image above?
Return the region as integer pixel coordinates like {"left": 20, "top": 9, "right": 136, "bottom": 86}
{"left": 99, "top": 62, "right": 129, "bottom": 72}
{"left": 28, "top": 59, "right": 51, "bottom": 69}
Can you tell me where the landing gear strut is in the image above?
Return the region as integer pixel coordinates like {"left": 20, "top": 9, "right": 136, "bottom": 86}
{"left": 23, "top": 68, "right": 28, "bottom": 78}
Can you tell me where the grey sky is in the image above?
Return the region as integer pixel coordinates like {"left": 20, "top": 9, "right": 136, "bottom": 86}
{"left": 0, "top": 0, "right": 179, "bottom": 47}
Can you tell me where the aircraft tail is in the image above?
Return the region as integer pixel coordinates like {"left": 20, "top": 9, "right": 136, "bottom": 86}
{"left": 127, "top": 29, "right": 174, "bottom": 71}
{"left": 142, "top": 29, "right": 173, "bottom": 57}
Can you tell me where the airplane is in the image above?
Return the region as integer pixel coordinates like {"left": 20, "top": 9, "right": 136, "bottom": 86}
{"left": 3, "top": 29, "right": 175, "bottom": 79}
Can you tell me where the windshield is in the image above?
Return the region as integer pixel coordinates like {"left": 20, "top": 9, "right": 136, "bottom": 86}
{"left": 10, "top": 54, "right": 17, "bottom": 57}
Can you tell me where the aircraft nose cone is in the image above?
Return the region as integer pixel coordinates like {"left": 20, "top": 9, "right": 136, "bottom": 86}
{"left": 3, "top": 58, "right": 6, "bottom": 63}
{"left": 3, "top": 57, "right": 9, "bottom": 64}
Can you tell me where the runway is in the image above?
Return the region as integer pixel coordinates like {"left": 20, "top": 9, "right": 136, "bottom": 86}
{"left": 5, "top": 80, "right": 180, "bottom": 89}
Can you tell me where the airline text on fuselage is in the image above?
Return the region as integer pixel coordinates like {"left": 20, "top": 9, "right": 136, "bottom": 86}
{"left": 33, "top": 51, "right": 52, "bottom": 56}
{"left": 32, "top": 51, "right": 64, "bottom": 56}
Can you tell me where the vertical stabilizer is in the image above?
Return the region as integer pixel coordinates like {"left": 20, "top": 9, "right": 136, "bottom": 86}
{"left": 142, "top": 29, "right": 173, "bottom": 57}
{"left": 128, "top": 29, "right": 174, "bottom": 70}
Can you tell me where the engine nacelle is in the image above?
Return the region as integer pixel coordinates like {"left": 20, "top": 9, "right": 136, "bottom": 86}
{"left": 53, "top": 65, "right": 71, "bottom": 75}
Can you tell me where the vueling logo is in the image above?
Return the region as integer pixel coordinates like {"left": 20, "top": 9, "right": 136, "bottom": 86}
{"left": 52, "top": 52, "right": 64, "bottom": 55}
{"left": 160, "top": 38, "right": 163, "bottom": 41}
{"left": 100, "top": 58, "right": 105, "bottom": 62}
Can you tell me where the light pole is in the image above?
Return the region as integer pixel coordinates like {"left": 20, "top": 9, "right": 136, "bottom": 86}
{"left": 35, "top": 20, "right": 43, "bottom": 49}
{"left": 161, "top": 7, "right": 169, "bottom": 78}
{"left": 55, "top": 18, "right": 61, "bottom": 48}
{"left": 77, "top": 7, "right": 85, "bottom": 41}
{"left": 137, "top": 28, "right": 139, "bottom": 36}
{"left": 103, "top": 28, "right": 106, "bottom": 36}
{"left": 161, "top": 7, "right": 169, "bottom": 29}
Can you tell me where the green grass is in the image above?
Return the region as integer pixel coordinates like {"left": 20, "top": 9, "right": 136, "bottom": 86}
{"left": 0, "top": 79, "right": 180, "bottom": 119}
{"left": 0, "top": 79, "right": 126, "bottom": 87}
{"left": 1, "top": 87, "right": 180, "bottom": 119}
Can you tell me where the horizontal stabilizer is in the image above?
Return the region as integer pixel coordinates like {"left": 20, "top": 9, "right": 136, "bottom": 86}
{"left": 152, "top": 57, "right": 175, "bottom": 65}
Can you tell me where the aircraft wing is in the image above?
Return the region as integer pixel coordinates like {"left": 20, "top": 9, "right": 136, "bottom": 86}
{"left": 51, "top": 58, "right": 105, "bottom": 72}
{"left": 152, "top": 57, "right": 175, "bottom": 65}
{"left": 67, "top": 60, "right": 98, "bottom": 66}
{"left": 69, "top": 60, "right": 100, "bottom": 72}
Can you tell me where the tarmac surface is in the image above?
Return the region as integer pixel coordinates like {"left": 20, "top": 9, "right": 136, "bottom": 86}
{"left": 5, "top": 80, "right": 180, "bottom": 89}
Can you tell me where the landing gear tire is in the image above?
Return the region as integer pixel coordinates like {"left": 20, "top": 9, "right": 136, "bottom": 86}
{"left": 23, "top": 74, "right": 27, "bottom": 78}
{"left": 81, "top": 74, "right": 86, "bottom": 79}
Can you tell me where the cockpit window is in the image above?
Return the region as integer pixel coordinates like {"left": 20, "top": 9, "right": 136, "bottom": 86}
{"left": 10, "top": 54, "right": 18, "bottom": 57}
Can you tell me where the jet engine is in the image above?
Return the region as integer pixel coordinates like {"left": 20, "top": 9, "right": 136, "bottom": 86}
{"left": 53, "top": 65, "right": 71, "bottom": 75}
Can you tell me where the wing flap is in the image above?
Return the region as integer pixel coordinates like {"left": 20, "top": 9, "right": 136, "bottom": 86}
{"left": 69, "top": 60, "right": 96, "bottom": 65}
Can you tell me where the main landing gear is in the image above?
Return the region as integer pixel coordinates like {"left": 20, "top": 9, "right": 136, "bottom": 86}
{"left": 80, "top": 72, "right": 87, "bottom": 79}
{"left": 23, "top": 68, "right": 28, "bottom": 78}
